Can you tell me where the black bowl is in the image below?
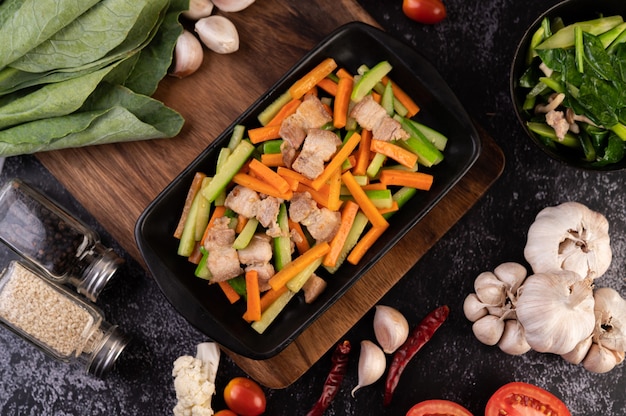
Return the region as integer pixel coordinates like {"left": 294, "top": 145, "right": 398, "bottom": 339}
{"left": 510, "top": 0, "right": 626, "bottom": 171}
{"left": 135, "top": 22, "right": 481, "bottom": 359}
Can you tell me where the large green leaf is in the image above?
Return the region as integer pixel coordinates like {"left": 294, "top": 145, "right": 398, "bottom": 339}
{"left": 0, "top": 0, "right": 101, "bottom": 69}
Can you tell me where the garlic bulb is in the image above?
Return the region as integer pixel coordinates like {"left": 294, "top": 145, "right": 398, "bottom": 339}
{"left": 524, "top": 202, "right": 612, "bottom": 280}
{"left": 516, "top": 270, "right": 595, "bottom": 355}
{"left": 498, "top": 319, "right": 531, "bottom": 355}
{"left": 373, "top": 305, "right": 409, "bottom": 354}
{"left": 182, "top": 0, "right": 214, "bottom": 20}
{"left": 195, "top": 16, "right": 240, "bottom": 54}
{"left": 351, "top": 340, "right": 386, "bottom": 397}
{"left": 211, "top": 0, "right": 256, "bottom": 12}
{"left": 170, "top": 30, "right": 204, "bottom": 78}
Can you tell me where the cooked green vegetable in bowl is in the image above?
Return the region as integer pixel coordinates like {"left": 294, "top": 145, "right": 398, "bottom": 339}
{"left": 511, "top": 0, "right": 626, "bottom": 170}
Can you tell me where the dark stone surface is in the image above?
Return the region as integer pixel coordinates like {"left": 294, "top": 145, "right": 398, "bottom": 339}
{"left": 1, "top": 0, "right": 625, "bottom": 414}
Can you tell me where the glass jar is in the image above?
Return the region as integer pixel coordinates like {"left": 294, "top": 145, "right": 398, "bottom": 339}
{"left": 0, "top": 261, "right": 129, "bottom": 376}
{"left": 0, "top": 178, "right": 123, "bottom": 301}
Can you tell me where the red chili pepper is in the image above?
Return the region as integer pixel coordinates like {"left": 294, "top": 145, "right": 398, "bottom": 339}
{"left": 306, "top": 340, "right": 352, "bottom": 416}
{"left": 383, "top": 305, "right": 450, "bottom": 406}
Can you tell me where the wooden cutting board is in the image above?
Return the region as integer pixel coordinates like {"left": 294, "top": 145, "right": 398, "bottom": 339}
{"left": 36, "top": 0, "right": 505, "bottom": 388}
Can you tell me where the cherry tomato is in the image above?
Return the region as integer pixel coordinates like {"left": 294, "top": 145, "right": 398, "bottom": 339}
{"left": 406, "top": 399, "right": 473, "bottom": 416}
{"left": 402, "top": 0, "right": 447, "bottom": 25}
{"left": 485, "top": 382, "right": 571, "bottom": 416}
{"left": 223, "top": 377, "right": 266, "bottom": 416}
{"left": 214, "top": 411, "right": 238, "bottom": 416}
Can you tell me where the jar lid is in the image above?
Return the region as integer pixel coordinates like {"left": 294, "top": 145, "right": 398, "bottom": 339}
{"left": 76, "top": 243, "right": 124, "bottom": 302}
{"left": 87, "top": 322, "right": 130, "bottom": 377}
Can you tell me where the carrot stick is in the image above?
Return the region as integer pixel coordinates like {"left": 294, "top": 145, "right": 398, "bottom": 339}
{"left": 311, "top": 132, "right": 361, "bottom": 191}
{"left": 232, "top": 172, "right": 293, "bottom": 200}
{"left": 379, "top": 170, "right": 434, "bottom": 191}
{"left": 281, "top": 174, "right": 299, "bottom": 191}
{"left": 353, "top": 129, "right": 372, "bottom": 176}
{"left": 277, "top": 166, "right": 313, "bottom": 188}
{"left": 258, "top": 286, "right": 289, "bottom": 314}
{"left": 268, "top": 242, "right": 330, "bottom": 290}
{"left": 370, "top": 139, "right": 418, "bottom": 168}
{"left": 248, "top": 158, "right": 290, "bottom": 194}
{"left": 327, "top": 168, "right": 343, "bottom": 211}
{"left": 347, "top": 224, "right": 389, "bottom": 265}
{"left": 260, "top": 152, "right": 285, "bottom": 167}
{"left": 174, "top": 172, "right": 207, "bottom": 239}
{"left": 361, "top": 182, "right": 388, "bottom": 191}
{"left": 323, "top": 200, "right": 360, "bottom": 267}
{"left": 382, "top": 76, "right": 420, "bottom": 117}
{"left": 317, "top": 78, "right": 338, "bottom": 96}
{"left": 235, "top": 214, "right": 248, "bottom": 233}
{"left": 333, "top": 76, "right": 354, "bottom": 129}
{"left": 244, "top": 270, "right": 262, "bottom": 322}
{"left": 289, "top": 219, "right": 311, "bottom": 254}
{"left": 248, "top": 124, "right": 281, "bottom": 144}
{"left": 341, "top": 170, "right": 389, "bottom": 228}
{"left": 336, "top": 68, "right": 353, "bottom": 79}
{"left": 267, "top": 98, "right": 301, "bottom": 126}
{"left": 200, "top": 205, "right": 227, "bottom": 246}
{"left": 297, "top": 182, "right": 332, "bottom": 209}
{"left": 378, "top": 200, "right": 399, "bottom": 215}
{"left": 289, "top": 58, "right": 338, "bottom": 99}
{"left": 218, "top": 281, "right": 241, "bottom": 304}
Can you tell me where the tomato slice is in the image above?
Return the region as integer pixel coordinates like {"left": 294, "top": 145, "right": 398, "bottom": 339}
{"left": 402, "top": 0, "right": 447, "bottom": 25}
{"left": 485, "top": 382, "right": 571, "bottom": 416}
{"left": 406, "top": 399, "right": 473, "bottom": 416}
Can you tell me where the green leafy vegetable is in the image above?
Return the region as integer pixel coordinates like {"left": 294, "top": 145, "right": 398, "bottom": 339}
{"left": 0, "top": 0, "right": 188, "bottom": 157}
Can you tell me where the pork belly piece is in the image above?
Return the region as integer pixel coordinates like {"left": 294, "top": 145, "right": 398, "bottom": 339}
{"left": 203, "top": 216, "right": 235, "bottom": 250}
{"left": 255, "top": 196, "right": 282, "bottom": 237}
{"left": 289, "top": 191, "right": 318, "bottom": 223}
{"left": 350, "top": 94, "right": 409, "bottom": 141}
{"left": 245, "top": 262, "right": 275, "bottom": 292}
{"left": 208, "top": 246, "right": 242, "bottom": 282}
{"left": 302, "top": 273, "right": 327, "bottom": 303}
{"left": 301, "top": 206, "right": 341, "bottom": 243}
{"left": 224, "top": 185, "right": 259, "bottom": 218}
{"left": 238, "top": 234, "right": 273, "bottom": 265}
{"left": 279, "top": 94, "right": 333, "bottom": 148}
{"left": 292, "top": 129, "right": 341, "bottom": 180}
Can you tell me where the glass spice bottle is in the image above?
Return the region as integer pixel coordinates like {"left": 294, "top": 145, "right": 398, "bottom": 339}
{"left": 0, "top": 261, "right": 129, "bottom": 376}
{"left": 0, "top": 178, "right": 123, "bottom": 302}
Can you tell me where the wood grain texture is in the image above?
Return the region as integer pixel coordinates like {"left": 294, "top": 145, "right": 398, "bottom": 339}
{"left": 35, "top": 0, "right": 504, "bottom": 388}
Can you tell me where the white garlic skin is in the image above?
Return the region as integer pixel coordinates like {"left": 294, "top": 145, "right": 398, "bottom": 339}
{"left": 373, "top": 305, "right": 409, "bottom": 354}
{"left": 351, "top": 340, "right": 386, "bottom": 397}
{"left": 472, "top": 315, "right": 504, "bottom": 346}
{"left": 170, "top": 30, "right": 204, "bottom": 78}
{"left": 524, "top": 201, "right": 612, "bottom": 280}
{"left": 195, "top": 15, "right": 240, "bottom": 54}
{"left": 182, "top": 0, "right": 214, "bottom": 20}
{"left": 593, "top": 287, "right": 626, "bottom": 352}
{"left": 516, "top": 271, "right": 595, "bottom": 355}
{"left": 212, "top": 0, "right": 255, "bottom": 12}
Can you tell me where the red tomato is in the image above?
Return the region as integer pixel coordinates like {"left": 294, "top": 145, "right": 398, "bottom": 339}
{"left": 485, "top": 382, "right": 571, "bottom": 416}
{"left": 223, "top": 377, "right": 266, "bottom": 416}
{"left": 214, "top": 411, "right": 238, "bottom": 416}
{"left": 402, "top": 0, "right": 447, "bottom": 25}
{"left": 406, "top": 399, "right": 473, "bottom": 416}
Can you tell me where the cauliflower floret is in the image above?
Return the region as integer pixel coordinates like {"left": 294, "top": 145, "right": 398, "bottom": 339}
{"left": 172, "top": 343, "right": 220, "bottom": 416}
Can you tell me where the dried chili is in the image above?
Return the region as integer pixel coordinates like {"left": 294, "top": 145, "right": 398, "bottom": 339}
{"left": 383, "top": 305, "right": 450, "bottom": 406}
{"left": 306, "top": 340, "right": 352, "bottom": 416}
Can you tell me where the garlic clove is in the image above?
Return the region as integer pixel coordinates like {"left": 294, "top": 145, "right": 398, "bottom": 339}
{"left": 497, "top": 319, "right": 531, "bottom": 355}
{"left": 195, "top": 15, "right": 240, "bottom": 54}
{"left": 170, "top": 30, "right": 204, "bottom": 78}
{"left": 561, "top": 335, "right": 593, "bottom": 365}
{"left": 463, "top": 293, "right": 488, "bottom": 322}
{"left": 472, "top": 315, "right": 505, "bottom": 346}
{"left": 373, "top": 305, "right": 409, "bottom": 354}
{"left": 493, "top": 262, "right": 527, "bottom": 294}
{"left": 473, "top": 271, "right": 506, "bottom": 306}
{"left": 211, "top": 0, "right": 256, "bottom": 12}
{"left": 351, "top": 340, "right": 386, "bottom": 397}
{"left": 592, "top": 287, "right": 626, "bottom": 352}
{"left": 582, "top": 343, "right": 619, "bottom": 373}
{"left": 182, "top": 0, "right": 214, "bottom": 20}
